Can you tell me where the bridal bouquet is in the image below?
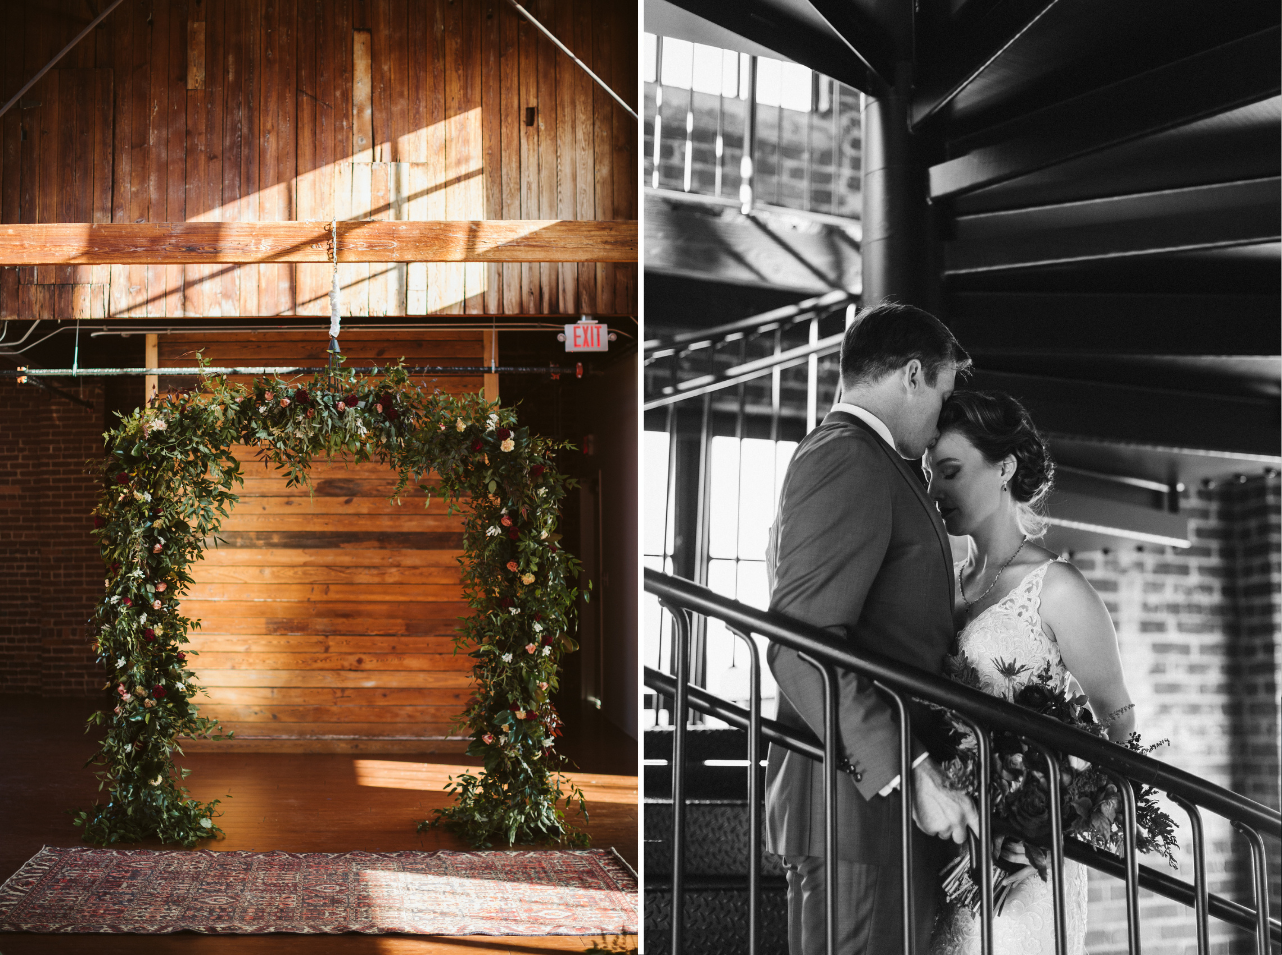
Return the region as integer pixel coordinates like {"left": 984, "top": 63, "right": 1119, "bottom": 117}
{"left": 934, "top": 659, "right": 1179, "bottom": 914}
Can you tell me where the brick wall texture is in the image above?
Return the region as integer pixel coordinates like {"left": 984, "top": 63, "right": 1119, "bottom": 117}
{"left": 1073, "top": 475, "right": 1280, "bottom": 955}
{"left": 0, "top": 376, "right": 106, "bottom": 696}
{"left": 644, "top": 81, "right": 863, "bottom": 217}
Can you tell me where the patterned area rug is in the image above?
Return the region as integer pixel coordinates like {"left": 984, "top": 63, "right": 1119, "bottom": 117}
{"left": 0, "top": 846, "right": 638, "bottom": 935}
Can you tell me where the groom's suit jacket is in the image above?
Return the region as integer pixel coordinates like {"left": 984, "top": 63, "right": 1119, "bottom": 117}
{"left": 764, "top": 410, "right": 955, "bottom": 864}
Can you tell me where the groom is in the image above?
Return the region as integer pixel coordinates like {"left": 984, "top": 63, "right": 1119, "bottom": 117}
{"left": 766, "top": 302, "right": 978, "bottom": 954}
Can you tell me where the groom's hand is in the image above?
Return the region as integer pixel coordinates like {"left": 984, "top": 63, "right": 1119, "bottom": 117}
{"left": 910, "top": 758, "right": 978, "bottom": 844}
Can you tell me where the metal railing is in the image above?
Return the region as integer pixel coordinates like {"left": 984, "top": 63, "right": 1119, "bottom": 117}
{"left": 643, "top": 289, "right": 855, "bottom": 415}
{"left": 645, "top": 567, "right": 1281, "bottom": 955}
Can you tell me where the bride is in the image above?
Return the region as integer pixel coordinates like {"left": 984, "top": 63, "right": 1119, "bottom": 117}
{"left": 924, "top": 390, "right": 1138, "bottom": 955}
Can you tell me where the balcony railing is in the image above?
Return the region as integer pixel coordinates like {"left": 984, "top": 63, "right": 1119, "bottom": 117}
{"left": 645, "top": 567, "right": 1281, "bottom": 955}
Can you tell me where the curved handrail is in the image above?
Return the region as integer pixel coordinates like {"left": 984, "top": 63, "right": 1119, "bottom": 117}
{"left": 642, "top": 289, "right": 855, "bottom": 359}
{"left": 644, "top": 665, "right": 1282, "bottom": 944}
{"left": 645, "top": 567, "right": 1281, "bottom": 838}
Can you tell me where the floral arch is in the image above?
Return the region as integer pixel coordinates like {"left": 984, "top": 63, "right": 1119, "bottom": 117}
{"left": 78, "top": 364, "right": 587, "bottom": 849}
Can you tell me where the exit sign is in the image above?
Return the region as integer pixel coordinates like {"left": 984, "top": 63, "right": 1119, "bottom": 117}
{"left": 564, "top": 320, "right": 609, "bottom": 352}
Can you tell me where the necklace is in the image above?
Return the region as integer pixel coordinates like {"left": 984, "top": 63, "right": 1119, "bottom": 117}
{"left": 960, "top": 537, "right": 1028, "bottom": 614}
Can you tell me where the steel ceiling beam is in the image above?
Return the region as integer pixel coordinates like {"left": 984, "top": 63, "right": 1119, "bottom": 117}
{"left": 945, "top": 293, "right": 1281, "bottom": 356}
{"left": 909, "top": 0, "right": 1064, "bottom": 130}
{"left": 929, "top": 27, "right": 1282, "bottom": 200}
{"left": 968, "top": 369, "right": 1280, "bottom": 458}
{"left": 944, "top": 177, "right": 1281, "bottom": 274}
{"left": 658, "top": 0, "right": 881, "bottom": 92}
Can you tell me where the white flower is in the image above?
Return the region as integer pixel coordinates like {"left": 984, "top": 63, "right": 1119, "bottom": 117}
{"left": 542, "top": 737, "right": 554, "bottom": 748}
{"left": 150, "top": 418, "right": 167, "bottom": 432}
{"left": 508, "top": 607, "right": 519, "bottom": 615}
{"left": 140, "top": 613, "right": 147, "bottom": 624}
{"left": 533, "top": 622, "right": 543, "bottom": 633}
{"left": 456, "top": 418, "right": 466, "bottom": 432}
{"left": 540, "top": 530, "right": 548, "bottom": 539}
{"left": 537, "top": 487, "right": 547, "bottom": 497}
{"left": 520, "top": 573, "right": 534, "bottom": 585}
{"left": 116, "top": 657, "right": 126, "bottom": 668}
{"left": 542, "top": 646, "right": 551, "bottom": 657}
{"left": 150, "top": 775, "right": 162, "bottom": 786}
{"left": 501, "top": 653, "right": 512, "bottom": 663}
{"left": 104, "top": 578, "right": 110, "bottom": 588}
{"left": 486, "top": 526, "right": 500, "bottom": 537}
{"left": 257, "top": 404, "right": 266, "bottom": 413}
{"left": 501, "top": 438, "right": 515, "bottom": 452}
{"left": 486, "top": 414, "right": 498, "bottom": 431}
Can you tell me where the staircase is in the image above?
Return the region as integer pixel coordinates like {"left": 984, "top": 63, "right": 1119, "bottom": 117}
{"left": 644, "top": 724, "right": 790, "bottom": 955}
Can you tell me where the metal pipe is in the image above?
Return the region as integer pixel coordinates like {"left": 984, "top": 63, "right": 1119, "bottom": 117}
{"left": 1232, "top": 821, "right": 1272, "bottom": 955}
{"left": 2, "top": 365, "right": 581, "bottom": 377}
{"left": 800, "top": 654, "right": 839, "bottom": 955}
{"left": 876, "top": 681, "right": 915, "bottom": 955}
{"left": 1170, "top": 795, "right": 1209, "bottom": 955}
{"left": 645, "top": 568, "right": 1282, "bottom": 838}
{"left": 957, "top": 714, "right": 994, "bottom": 955}
{"left": 505, "top": 0, "right": 638, "bottom": 121}
{"left": 730, "top": 626, "right": 763, "bottom": 955}
{"left": 646, "top": 335, "right": 844, "bottom": 411}
{"left": 741, "top": 57, "right": 758, "bottom": 215}
{"left": 1029, "top": 741, "right": 1067, "bottom": 955}
{"left": 0, "top": 0, "right": 128, "bottom": 121}
{"left": 1106, "top": 771, "right": 1142, "bottom": 955}
{"left": 664, "top": 602, "right": 691, "bottom": 955}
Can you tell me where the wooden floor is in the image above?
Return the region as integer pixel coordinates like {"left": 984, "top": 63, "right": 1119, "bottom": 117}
{"left": 0, "top": 696, "right": 638, "bottom": 954}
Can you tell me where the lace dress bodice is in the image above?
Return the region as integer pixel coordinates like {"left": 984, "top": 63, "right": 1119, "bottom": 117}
{"left": 931, "top": 559, "right": 1089, "bottom": 955}
{"left": 951, "top": 560, "right": 1072, "bottom": 700}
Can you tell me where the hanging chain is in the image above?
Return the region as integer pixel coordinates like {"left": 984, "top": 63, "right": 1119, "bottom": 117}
{"left": 327, "top": 218, "right": 341, "bottom": 389}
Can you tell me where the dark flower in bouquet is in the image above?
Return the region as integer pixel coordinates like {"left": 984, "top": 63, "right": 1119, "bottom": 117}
{"left": 935, "top": 659, "right": 1178, "bottom": 915}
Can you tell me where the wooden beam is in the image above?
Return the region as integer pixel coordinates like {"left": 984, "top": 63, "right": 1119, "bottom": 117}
{"left": 0, "top": 220, "right": 638, "bottom": 264}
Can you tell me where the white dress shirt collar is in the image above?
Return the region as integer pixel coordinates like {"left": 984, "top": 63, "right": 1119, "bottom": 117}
{"left": 831, "top": 402, "right": 899, "bottom": 455}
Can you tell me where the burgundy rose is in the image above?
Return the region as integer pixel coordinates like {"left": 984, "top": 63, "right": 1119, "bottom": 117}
{"left": 507, "top": 527, "right": 519, "bottom": 540}
{"left": 530, "top": 465, "right": 545, "bottom": 479}
{"left": 541, "top": 635, "right": 553, "bottom": 647}
{"left": 93, "top": 515, "right": 105, "bottom": 529}
{"left": 384, "top": 405, "right": 399, "bottom": 421}
{"left": 548, "top": 543, "right": 558, "bottom": 553}
{"left": 343, "top": 394, "right": 359, "bottom": 407}
{"left": 143, "top": 628, "right": 156, "bottom": 642}
{"left": 294, "top": 388, "right": 311, "bottom": 405}
{"left": 152, "top": 684, "right": 168, "bottom": 699}
{"left": 176, "top": 652, "right": 187, "bottom": 664}
{"left": 1010, "top": 780, "right": 1052, "bottom": 840}
{"left": 509, "top": 703, "right": 522, "bottom": 713}
{"left": 534, "top": 613, "right": 542, "bottom": 622}
{"left": 472, "top": 439, "right": 484, "bottom": 452}
{"left": 114, "top": 473, "right": 130, "bottom": 486}
{"left": 496, "top": 427, "right": 512, "bottom": 441}
{"left": 122, "top": 597, "right": 133, "bottom": 607}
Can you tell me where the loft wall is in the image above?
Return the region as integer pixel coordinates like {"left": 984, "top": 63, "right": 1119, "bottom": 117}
{"left": 0, "top": 0, "right": 638, "bottom": 319}
{"left": 1073, "top": 477, "right": 1281, "bottom": 955}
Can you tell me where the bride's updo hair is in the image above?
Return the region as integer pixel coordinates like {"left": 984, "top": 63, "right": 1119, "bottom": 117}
{"left": 937, "top": 390, "right": 1055, "bottom": 538}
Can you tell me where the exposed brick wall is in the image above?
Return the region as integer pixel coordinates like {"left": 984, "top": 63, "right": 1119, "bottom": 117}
{"left": 644, "top": 82, "right": 863, "bottom": 216}
{"left": 0, "top": 377, "right": 106, "bottom": 696}
{"left": 1072, "top": 475, "right": 1280, "bottom": 955}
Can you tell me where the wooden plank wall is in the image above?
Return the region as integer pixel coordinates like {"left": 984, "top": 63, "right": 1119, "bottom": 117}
{"left": 161, "top": 330, "right": 481, "bottom": 750}
{"left": 0, "top": 0, "right": 638, "bottom": 320}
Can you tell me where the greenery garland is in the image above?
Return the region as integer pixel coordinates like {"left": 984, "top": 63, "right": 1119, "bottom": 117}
{"left": 76, "top": 363, "right": 589, "bottom": 849}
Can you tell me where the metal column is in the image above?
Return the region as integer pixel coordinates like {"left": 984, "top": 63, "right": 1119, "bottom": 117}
{"left": 859, "top": 64, "right": 934, "bottom": 310}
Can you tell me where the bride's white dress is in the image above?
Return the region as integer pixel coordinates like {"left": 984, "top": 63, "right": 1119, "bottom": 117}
{"left": 930, "top": 559, "right": 1089, "bottom": 955}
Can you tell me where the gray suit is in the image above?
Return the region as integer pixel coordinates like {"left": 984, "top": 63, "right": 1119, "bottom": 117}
{"left": 765, "top": 410, "right": 955, "bottom": 954}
